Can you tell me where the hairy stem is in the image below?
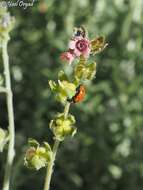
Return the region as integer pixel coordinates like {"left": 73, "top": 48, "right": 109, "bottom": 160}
{"left": 44, "top": 102, "right": 70, "bottom": 190}
{"left": 2, "top": 39, "right": 15, "bottom": 190}
{"left": 44, "top": 139, "right": 60, "bottom": 190}
{"left": 64, "top": 101, "right": 70, "bottom": 119}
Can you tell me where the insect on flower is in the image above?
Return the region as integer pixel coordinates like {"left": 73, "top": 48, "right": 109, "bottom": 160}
{"left": 68, "top": 84, "right": 86, "bottom": 103}
{"left": 73, "top": 26, "right": 86, "bottom": 38}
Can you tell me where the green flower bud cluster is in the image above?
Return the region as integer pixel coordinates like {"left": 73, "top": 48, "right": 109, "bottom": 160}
{"left": 0, "top": 128, "right": 9, "bottom": 152}
{"left": 75, "top": 56, "right": 96, "bottom": 81}
{"left": 49, "top": 70, "right": 76, "bottom": 103}
{"left": 49, "top": 56, "right": 97, "bottom": 105}
{"left": 24, "top": 139, "right": 52, "bottom": 170}
{"left": 0, "top": 7, "right": 15, "bottom": 43}
{"left": 50, "top": 113, "right": 76, "bottom": 141}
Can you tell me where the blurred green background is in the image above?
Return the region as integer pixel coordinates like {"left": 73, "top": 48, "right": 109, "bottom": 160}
{"left": 0, "top": 0, "right": 143, "bottom": 189}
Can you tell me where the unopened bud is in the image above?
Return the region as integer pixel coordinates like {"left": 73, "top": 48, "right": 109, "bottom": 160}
{"left": 50, "top": 113, "right": 76, "bottom": 141}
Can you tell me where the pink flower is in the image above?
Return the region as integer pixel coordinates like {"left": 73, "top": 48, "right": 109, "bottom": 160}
{"left": 60, "top": 51, "right": 74, "bottom": 65}
{"left": 69, "top": 37, "right": 90, "bottom": 58}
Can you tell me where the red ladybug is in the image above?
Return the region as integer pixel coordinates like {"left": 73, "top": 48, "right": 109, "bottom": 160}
{"left": 68, "top": 84, "right": 86, "bottom": 103}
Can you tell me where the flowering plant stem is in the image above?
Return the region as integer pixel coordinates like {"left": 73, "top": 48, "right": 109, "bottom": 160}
{"left": 2, "top": 39, "right": 15, "bottom": 190}
{"left": 44, "top": 102, "right": 70, "bottom": 190}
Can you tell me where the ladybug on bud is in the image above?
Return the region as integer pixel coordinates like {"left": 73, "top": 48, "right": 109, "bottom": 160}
{"left": 68, "top": 84, "right": 86, "bottom": 103}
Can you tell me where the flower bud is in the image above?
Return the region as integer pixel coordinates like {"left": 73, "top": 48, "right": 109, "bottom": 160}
{"left": 75, "top": 62, "right": 96, "bottom": 80}
{"left": 0, "top": 8, "right": 15, "bottom": 43}
{"left": 90, "top": 36, "right": 108, "bottom": 54}
{"left": 50, "top": 113, "right": 76, "bottom": 141}
{"left": 49, "top": 71, "right": 76, "bottom": 103}
{"left": 0, "top": 128, "right": 9, "bottom": 152}
{"left": 24, "top": 139, "right": 52, "bottom": 170}
{"left": 58, "top": 80, "right": 76, "bottom": 99}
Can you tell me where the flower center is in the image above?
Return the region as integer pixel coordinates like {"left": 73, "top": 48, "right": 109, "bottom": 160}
{"left": 76, "top": 39, "right": 88, "bottom": 52}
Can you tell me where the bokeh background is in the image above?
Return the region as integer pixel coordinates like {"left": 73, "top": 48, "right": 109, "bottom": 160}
{"left": 0, "top": 0, "right": 143, "bottom": 189}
